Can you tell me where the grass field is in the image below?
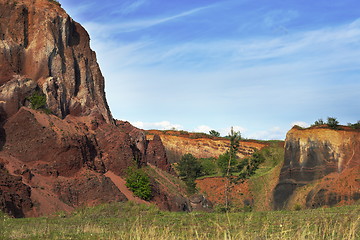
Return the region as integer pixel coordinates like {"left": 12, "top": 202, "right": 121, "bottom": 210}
{"left": 0, "top": 201, "right": 358, "bottom": 240}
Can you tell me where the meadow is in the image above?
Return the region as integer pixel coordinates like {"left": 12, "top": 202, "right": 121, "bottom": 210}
{"left": 0, "top": 201, "right": 358, "bottom": 240}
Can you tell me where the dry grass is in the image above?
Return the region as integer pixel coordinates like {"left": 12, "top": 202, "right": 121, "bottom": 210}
{"left": 0, "top": 202, "right": 359, "bottom": 239}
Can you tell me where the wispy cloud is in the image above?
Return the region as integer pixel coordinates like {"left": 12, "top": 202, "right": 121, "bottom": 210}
{"left": 115, "top": 0, "right": 148, "bottom": 15}
{"left": 84, "top": 5, "right": 213, "bottom": 35}
{"left": 90, "top": 17, "right": 360, "bottom": 76}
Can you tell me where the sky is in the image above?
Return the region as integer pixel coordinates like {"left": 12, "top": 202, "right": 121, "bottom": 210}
{"left": 59, "top": 0, "right": 360, "bottom": 140}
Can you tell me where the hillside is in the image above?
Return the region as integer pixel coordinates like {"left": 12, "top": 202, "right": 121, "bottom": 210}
{"left": 0, "top": 0, "right": 188, "bottom": 217}
{"left": 146, "top": 130, "right": 266, "bottom": 163}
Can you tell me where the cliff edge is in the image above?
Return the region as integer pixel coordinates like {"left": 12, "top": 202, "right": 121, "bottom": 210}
{"left": 274, "top": 126, "right": 360, "bottom": 209}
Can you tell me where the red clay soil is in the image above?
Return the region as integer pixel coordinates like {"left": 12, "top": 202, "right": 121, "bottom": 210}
{"left": 196, "top": 177, "right": 253, "bottom": 207}
{"left": 104, "top": 171, "right": 149, "bottom": 205}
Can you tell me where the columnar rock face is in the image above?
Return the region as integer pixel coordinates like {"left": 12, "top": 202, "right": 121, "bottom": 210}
{"left": 274, "top": 126, "right": 360, "bottom": 209}
{"left": 0, "top": 0, "right": 183, "bottom": 217}
{"left": 0, "top": 0, "right": 112, "bottom": 122}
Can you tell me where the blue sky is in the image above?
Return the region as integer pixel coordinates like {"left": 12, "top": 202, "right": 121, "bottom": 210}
{"left": 60, "top": 0, "right": 360, "bottom": 139}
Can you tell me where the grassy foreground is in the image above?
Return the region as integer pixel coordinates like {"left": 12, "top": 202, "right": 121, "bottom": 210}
{"left": 0, "top": 202, "right": 359, "bottom": 240}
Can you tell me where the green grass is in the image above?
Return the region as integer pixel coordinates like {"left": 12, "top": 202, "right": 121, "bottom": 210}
{"left": 0, "top": 202, "right": 359, "bottom": 239}
{"left": 249, "top": 142, "right": 285, "bottom": 211}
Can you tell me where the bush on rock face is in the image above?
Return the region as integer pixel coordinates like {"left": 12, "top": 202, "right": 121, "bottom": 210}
{"left": 125, "top": 167, "right": 152, "bottom": 201}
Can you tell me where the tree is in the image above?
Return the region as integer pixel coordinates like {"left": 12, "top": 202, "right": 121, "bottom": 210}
{"left": 348, "top": 121, "right": 360, "bottom": 129}
{"left": 217, "top": 152, "right": 236, "bottom": 176}
{"left": 327, "top": 117, "right": 339, "bottom": 129}
{"left": 219, "top": 127, "right": 241, "bottom": 210}
{"left": 312, "top": 118, "right": 324, "bottom": 126}
{"left": 176, "top": 153, "right": 202, "bottom": 194}
{"left": 125, "top": 167, "right": 152, "bottom": 200}
{"left": 199, "top": 157, "right": 217, "bottom": 176}
{"left": 209, "top": 130, "right": 220, "bottom": 137}
{"left": 237, "top": 151, "right": 265, "bottom": 181}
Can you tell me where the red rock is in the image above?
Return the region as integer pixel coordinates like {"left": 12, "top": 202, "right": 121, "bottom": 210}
{"left": 0, "top": 0, "right": 192, "bottom": 217}
{"left": 0, "top": 0, "right": 112, "bottom": 122}
{"left": 274, "top": 126, "right": 360, "bottom": 209}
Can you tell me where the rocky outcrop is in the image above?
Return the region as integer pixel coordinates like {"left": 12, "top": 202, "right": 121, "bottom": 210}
{"left": 0, "top": 0, "right": 112, "bottom": 122}
{"left": 146, "top": 134, "right": 173, "bottom": 173}
{"left": 0, "top": 0, "right": 184, "bottom": 217}
{"left": 0, "top": 159, "right": 32, "bottom": 218}
{"left": 274, "top": 126, "right": 360, "bottom": 209}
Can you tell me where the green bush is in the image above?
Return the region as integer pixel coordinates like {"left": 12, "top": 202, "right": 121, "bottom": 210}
{"left": 200, "top": 158, "right": 218, "bottom": 176}
{"left": 326, "top": 117, "right": 339, "bottom": 129}
{"left": 177, "top": 153, "right": 202, "bottom": 194}
{"left": 28, "top": 91, "right": 47, "bottom": 110}
{"left": 237, "top": 151, "right": 265, "bottom": 181}
{"left": 27, "top": 91, "right": 52, "bottom": 114}
{"left": 348, "top": 121, "right": 360, "bottom": 129}
{"left": 312, "top": 118, "right": 324, "bottom": 126}
{"left": 217, "top": 151, "right": 237, "bottom": 176}
{"left": 125, "top": 167, "right": 152, "bottom": 201}
{"left": 209, "top": 130, "right": 220, "bottom": 137}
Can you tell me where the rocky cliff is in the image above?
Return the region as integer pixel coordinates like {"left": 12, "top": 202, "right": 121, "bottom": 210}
{"left": 146, "top": 130, "right": 265, "bottom": 163}
{"left": 274, "top": 126, "right": 360, "bottom": 209}
{"left": 0, "top": 0, "right": 187, "bottom": 217}
{"left": 0, "top": 0, "right": 112, "bottom": 122}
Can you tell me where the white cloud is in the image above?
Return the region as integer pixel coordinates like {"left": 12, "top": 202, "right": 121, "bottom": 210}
{"left": 132, "top": 121, "right": 183, "bottom": 130}
{"left": 291, "top": 121, "right": 309, "bottom": 128}
{"left": 247, "top": 127, "right": 286, "bottom": 140}
{"left": 220, "top": 126, "right": 247, "bottom": 137}
{"left": 193, "top": 125, "right": 213, "bottom": 133}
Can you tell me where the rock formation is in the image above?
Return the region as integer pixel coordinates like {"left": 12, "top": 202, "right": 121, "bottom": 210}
{"left": 0, "top": 0, "right": 185, "bottom": 217}
{"left": 274, "top": 126, "right": 360, "bottom": 209}
{"left": 0, "top": 0, "right": 112, "bottom": 122}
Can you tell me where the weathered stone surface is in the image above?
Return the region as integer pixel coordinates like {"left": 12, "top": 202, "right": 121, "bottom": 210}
{"left": 53, "top": 171, "right": 127, "bottom": 207}
{"left": 146, "top": 134, "right": 173, "bottom": 173}
{"left": 0, "top": 159, "right": 32, "bottom": 218}
{"left": 189, "top": 194, "right": 213, "bottom": 212}
{"left": 0, "top": 0, "right": 112, "bottom": 122}
{"left": 274, "top": 126, "right": 360, "bottom": 209}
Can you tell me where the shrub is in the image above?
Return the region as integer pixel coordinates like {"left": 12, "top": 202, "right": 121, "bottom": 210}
{"left": 326, "top": 117, "right": 339, "bottom": 129}
{"left": 125, "top": 167, "right": 152, "bottom": 201}
{"left": 28, "top": 91, "right": 47, "bottom": 110}
{"left": 348, "top": 121, "right": 360, "bottom": 129}
{"left": 27, "top": 91, "right": 52, "bottom": 114}
{"left": 294, "top": 204, "right": 302, "bottom": 211}
{"left": 209, "top": 130, "right": 220, "bottom": 137}
{"left": 200, "top": 158, "right": 218, "bottom": 176}
{"left": 312, "top": 118, "right": 324, "bottom": 126}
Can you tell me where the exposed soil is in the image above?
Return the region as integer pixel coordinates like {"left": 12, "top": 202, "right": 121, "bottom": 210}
{"left": 196, "top": 177, "right": 253, "bottom": 207}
